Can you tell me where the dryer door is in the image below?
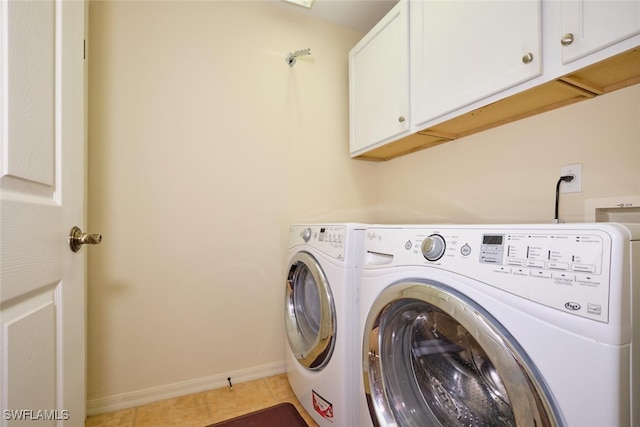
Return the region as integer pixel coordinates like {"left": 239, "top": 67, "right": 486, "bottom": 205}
{"left": 285, "top": 251, "right": 336, "bottom": 370}
{"left": 363, "top": 280, "right": 562, "bottom": 427}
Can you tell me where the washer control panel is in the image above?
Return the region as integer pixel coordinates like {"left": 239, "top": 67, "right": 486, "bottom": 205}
{"left": 290, "top": 225, "right": 346, "bottom": 261}
{"left": 480, "top": 232, "right": 604, "bottom": 275}
{"left": 364, "top": 225, "right": 621, "bottom": 323}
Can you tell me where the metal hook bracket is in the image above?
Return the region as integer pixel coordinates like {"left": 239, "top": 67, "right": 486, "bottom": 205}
{"left": 286, "top": 48, "right": 311, "bottom": 67}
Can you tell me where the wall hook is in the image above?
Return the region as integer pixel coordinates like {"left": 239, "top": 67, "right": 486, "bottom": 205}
{"left": 286, "top": 48, "right": 311, "bottom": 67}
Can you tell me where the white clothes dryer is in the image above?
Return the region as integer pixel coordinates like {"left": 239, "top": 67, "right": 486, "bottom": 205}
{"left": 285, "top": 223, "right": 365, "bottom": 426}
{"left": 359, "top": 223, "right": 639, "bottom": 427}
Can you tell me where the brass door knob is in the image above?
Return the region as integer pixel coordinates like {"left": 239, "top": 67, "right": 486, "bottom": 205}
{"left": 69, "top": 226, "right": 102, "bottom": 252}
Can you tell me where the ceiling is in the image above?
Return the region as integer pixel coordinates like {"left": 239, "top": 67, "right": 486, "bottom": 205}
{"left": 275, "top": 0, "right": 398, "bottom": 33}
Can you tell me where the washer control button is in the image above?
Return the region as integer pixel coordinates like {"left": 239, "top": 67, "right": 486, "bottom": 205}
{"left": 460, "top": 244, "right": 472, "bottom": 256}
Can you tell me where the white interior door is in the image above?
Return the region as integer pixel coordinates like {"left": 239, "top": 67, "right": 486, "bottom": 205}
{"left": 1, "top": 1, "right": 87, "bottom": 426}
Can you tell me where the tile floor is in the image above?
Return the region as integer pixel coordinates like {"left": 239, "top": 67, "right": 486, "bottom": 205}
{"left": 85, "top": 374, "right": 319, "bottom": 427}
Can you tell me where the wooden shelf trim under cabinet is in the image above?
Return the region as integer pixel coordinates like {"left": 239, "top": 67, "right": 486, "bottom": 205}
{"left": 354, "top": 47, "right": 640, "bottom": 162}
{"left": 559, "top": 46, "right": 640, "bottom": 95}
{"left": 353, "top": 133, "right": 451, "bottom": 162}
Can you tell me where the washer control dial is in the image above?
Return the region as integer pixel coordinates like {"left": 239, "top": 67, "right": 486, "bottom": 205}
{"left": 421, "top": 234, "right": 446, "bottom": 261}
{"left": 302, "top": 227, "right": 312, "bottom": 242}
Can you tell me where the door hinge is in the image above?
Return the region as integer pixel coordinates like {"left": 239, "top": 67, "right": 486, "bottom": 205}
{"left": 83, "top": 39, "right": 86, "bottom": 60}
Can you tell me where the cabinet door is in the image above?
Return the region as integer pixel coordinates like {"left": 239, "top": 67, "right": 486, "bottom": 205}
{"left": 561, "top": 0, "right": 640, "bottom": 64}
{"left": 411, "top": 0, "right": 542, "bottom": 127}
{"left": 349, "top": 1, "right": 409, "bottom": 156}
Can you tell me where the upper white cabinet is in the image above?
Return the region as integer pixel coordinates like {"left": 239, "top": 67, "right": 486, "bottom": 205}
{"left": 349, "top": 0, "right": 640, "bottom": 161}
{"left": 411, "top": 0, "right": 542, "bottom": 127}
{"left": 349, "top": 0, "right": 409, "bottom": 157}
{"left": 560, "top": 0, "right": 640, "bottom": 64}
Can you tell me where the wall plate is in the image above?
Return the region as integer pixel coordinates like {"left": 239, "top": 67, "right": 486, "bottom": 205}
{"left": 560, "top": 163, "right": 582, "bottom": 193}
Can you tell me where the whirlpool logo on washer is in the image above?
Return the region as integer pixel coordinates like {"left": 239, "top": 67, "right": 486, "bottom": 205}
{"left": 565, "top": 302, "right": 581, "bottom": 311}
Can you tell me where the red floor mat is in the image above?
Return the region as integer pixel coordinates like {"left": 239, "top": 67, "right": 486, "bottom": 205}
{"left": 206, "top": 402, "right": 308, "bottom": 427}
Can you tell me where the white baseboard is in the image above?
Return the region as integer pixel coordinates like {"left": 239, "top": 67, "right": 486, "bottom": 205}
{"left": 86, "top": 361, "right": 287, "bottom": 416}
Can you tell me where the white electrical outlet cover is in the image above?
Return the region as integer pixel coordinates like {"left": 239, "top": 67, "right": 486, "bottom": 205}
{"left": 560, "top": 163, "right": 582, "bottom": 193}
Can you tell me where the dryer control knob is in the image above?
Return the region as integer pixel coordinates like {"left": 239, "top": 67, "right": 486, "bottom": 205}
{"left": 421, "top": 234, "right": 446, "bottom": 261}
{"left": 302, "top": 227, "right": 312, "bottom": 242}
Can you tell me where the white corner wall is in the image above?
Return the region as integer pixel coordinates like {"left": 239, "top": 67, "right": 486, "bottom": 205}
{"left": 87, "top": 0, "right": 377, "bottom": 412}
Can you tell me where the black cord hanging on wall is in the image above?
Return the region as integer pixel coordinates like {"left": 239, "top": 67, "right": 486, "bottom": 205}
{"left": 553, "top": 175, "right": 575, "bottom": 223}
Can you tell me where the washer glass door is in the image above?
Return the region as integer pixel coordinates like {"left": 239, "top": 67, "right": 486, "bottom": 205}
{"left": 363, "top": 280, "right": 562, "bottom": 427}
{"left": 285, "top": 251, "right": 336, "bottom": 370}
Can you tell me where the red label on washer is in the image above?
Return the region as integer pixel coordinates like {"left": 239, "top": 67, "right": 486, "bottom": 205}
{"left": 312, "top": 390, "right": 334, "bottom": 421}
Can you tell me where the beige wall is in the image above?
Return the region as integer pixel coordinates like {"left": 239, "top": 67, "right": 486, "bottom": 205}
{"left": 378, "top": 84, "right": 640, "bottom": 224}
{"left": 88, "top": 0, "right": 640, "bottom": 411}
{"left": 87, "top": 0, "right": 377, "bottom": 406}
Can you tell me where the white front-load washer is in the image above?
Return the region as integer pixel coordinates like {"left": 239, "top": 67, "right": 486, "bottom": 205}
{"left": 359, "top": 223, "right": 639, "bottom": 427}
{"left": 285, "top": 223, "right": 365, "bottom": 426}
